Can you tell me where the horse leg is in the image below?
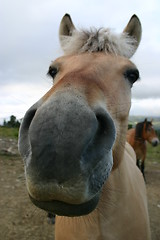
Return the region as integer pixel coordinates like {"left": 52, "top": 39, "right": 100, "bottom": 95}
{"left": 141, "top": 148, "right": 147, "bottom": 182}
{"left": 141, "top": 160, "right": 146, "bottom": 182}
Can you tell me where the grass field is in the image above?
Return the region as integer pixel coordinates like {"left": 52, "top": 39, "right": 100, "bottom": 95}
{"left": 0, "top": 126, "right": 19, "bottom": 139}
{"left": 146, "top": 143, "right": 160, "bottom": 164}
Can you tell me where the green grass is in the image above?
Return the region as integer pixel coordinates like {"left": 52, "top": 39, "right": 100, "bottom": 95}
{"left": 0, "top": 152, "right": 20, "bottom": 159}
{"left": 146, "top": 143, "right": 160, "bottom": 164}
{"left": 0, "top": 126, "right": 19, "bottom": 139}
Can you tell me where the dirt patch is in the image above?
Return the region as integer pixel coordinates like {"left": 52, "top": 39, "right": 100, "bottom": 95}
{"left": 0, "top": 154, "right": 54, "bottom": 240}
{"left": 0, "top": 152, "right": 159, "bottom": 240}
{"left": 146, "top": 163, "right": 160, "bottom": 240}
{"left": 0, "top": 138, "right": 18, "bottom": 155}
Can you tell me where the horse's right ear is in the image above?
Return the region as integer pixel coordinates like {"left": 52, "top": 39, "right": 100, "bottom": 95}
{"left": 59, "top": 14, "right": 76, "bottom": 49}
{"left": 123, "top": 15, "right": 142, "bottom": 57}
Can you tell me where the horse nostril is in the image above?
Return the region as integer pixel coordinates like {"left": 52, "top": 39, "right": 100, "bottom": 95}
{"left": 96, "top": 114, "right": 107, "bottom": 134}
{"left": 19, "top": 103, "right": 39, "bottom": 160}
{"left": 22, "top": 108, "right": 37, "bottom": 130}
{"left": 95, "top": 108, "right": 116, "bottom": 151}
{"left": 152, "top": 139, "right": 159, "bottom": 147}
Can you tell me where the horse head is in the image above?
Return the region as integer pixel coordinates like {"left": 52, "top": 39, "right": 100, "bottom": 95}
{"left": 19, "top": 14, "right": 142, "bottom": 217}
{"left": 144, "top": 119, "right": 159, "bottom": 146}
{"left": 135, "top": 118, "right": 159, "bottom": 146}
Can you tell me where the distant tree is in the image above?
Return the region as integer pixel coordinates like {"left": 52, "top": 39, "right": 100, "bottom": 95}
{"left": 3, "top": 119, "right": 7, "bottom": 126}
{"left": 3, "top": 115, "right": 20, "bottom": 128}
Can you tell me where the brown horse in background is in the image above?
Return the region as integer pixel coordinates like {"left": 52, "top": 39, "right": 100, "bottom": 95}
{"left": 127, "top": 119, "right": 159, "bottom": 179}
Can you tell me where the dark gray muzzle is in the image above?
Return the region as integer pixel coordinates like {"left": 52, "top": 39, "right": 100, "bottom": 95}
{"left": 19, "top": 90, "right": 116, "bottom": 215}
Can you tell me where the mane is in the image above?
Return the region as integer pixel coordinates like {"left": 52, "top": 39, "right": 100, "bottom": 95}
{"left": 60, "top": 28, "right": 137, "bottom": 58}
{"left": 135, "top": 120, "right": 152, "bottom": 140}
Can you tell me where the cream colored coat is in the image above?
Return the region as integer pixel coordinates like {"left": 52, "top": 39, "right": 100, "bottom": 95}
{"left": 55, "top": 143, "right": 151, "bottom": 240}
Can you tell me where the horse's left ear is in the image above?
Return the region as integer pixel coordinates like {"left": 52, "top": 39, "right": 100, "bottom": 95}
{"left": 59, "top": 14, "right": 76, "bottom": 50}
{"left": 123, "top": 15, "right": 142, "bottom": 57}
{"left": 59, "top": 13, "right": 75, "bottom": 36}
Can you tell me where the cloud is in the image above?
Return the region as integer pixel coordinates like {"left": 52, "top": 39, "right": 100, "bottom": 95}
{"left": 130, "top": 98, "right": 160, "bottom": 116}
{"left": 132, "top": 76, "right": 160, "bottom": 99}
{"left": 0, "top": 0, "right": 160, "bottom": 120}
{"left": 0, "top": 81, "right": 51, "bottom": 120}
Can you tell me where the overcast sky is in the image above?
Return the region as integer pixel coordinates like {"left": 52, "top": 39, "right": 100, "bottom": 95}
{"left": 1, "top": 0, "right": 160, "bottom": 123}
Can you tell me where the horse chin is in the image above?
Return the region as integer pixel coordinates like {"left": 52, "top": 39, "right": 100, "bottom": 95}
{"left": 29, "top": 193, "right": 100, "bottom": 217}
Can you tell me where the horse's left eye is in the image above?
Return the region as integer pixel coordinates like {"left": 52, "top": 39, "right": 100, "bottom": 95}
{"left": 124, "top": 69, "right": 140, "bottom": 87}
{"left": 47, "top": 66, "right": 58, "bottom": 79}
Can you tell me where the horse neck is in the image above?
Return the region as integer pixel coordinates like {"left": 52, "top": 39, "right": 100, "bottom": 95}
{"left": 135, "top": 135, "right": 146, "bottom": 143}
{"left": 87, "top": 142, "right": 146, "bottom": 237}
{"left": 112, "top": 120, "right": 128, "bottom": 168}
{"left": 98, "top": 143, "right": 134, "bottom": 214}
{"left": 135, "top": 127, "right": 146, "bottom": 143}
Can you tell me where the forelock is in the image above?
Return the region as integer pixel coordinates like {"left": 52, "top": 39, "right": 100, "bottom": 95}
{"left": 60, "top": 28, "right": 137, "bottom": 58}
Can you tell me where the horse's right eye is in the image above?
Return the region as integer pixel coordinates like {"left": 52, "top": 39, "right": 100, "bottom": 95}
{"left": 47, "top": 66, "right": 58, "bottom": 79}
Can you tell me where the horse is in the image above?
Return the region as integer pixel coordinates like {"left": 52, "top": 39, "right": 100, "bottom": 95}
{"left": 18, "top": 14, "right": 151, "bottom": 240}
{"left": 127, "top": 118, "right": 159, "bottom": 180}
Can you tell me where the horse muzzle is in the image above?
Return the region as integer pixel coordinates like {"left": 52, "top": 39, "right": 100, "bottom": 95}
{"left": 19, "top": 90, "right": 116, "bottom": 216}
{"left": 151, "top": 138, "right": 159, "bottom": 147}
